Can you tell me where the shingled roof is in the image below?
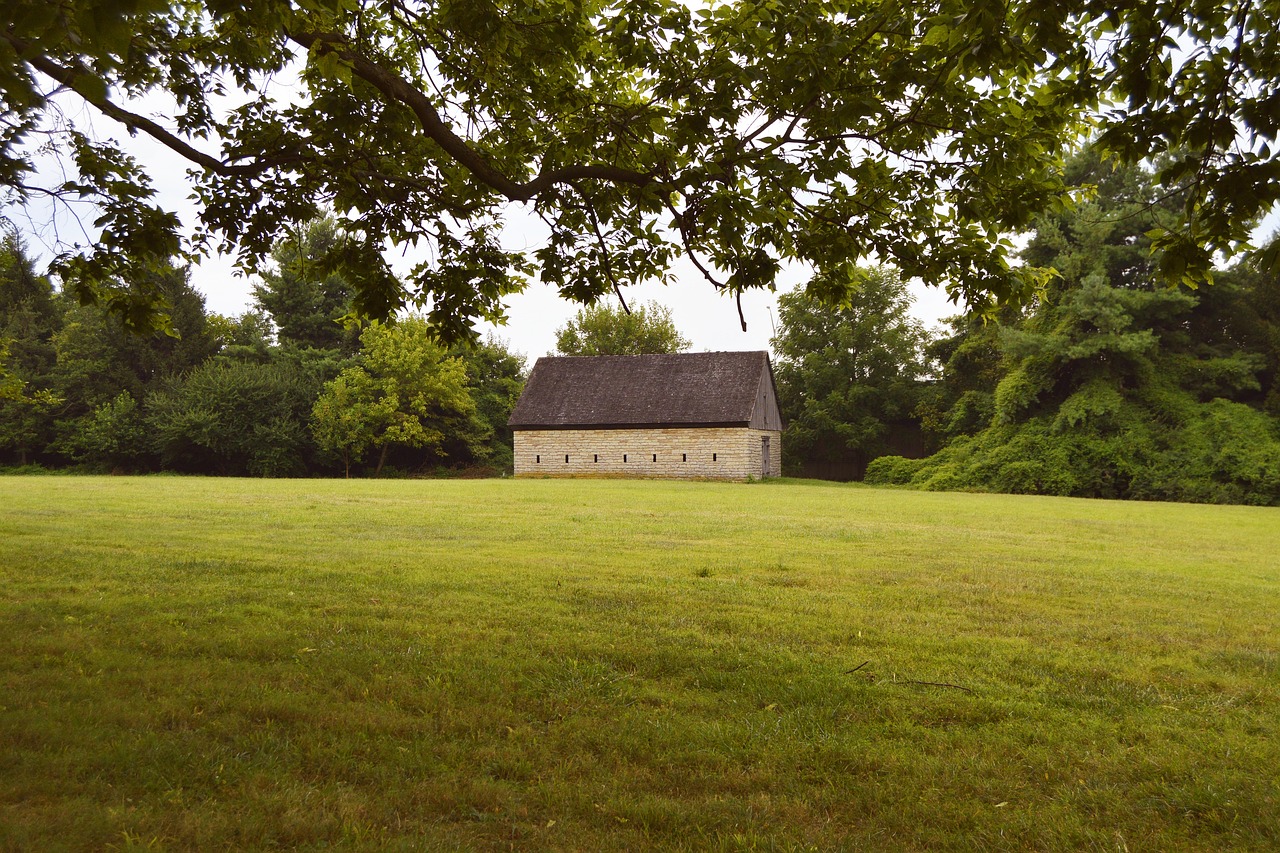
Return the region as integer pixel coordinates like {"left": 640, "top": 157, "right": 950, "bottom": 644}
{"left": 508, "top": 351, "right": 780, "bottom": 429}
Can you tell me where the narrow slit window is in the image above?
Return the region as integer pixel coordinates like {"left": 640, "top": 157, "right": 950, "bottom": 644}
{"left": 594, "top": 454, "right": 598, "bottom": 463}
{"left": 652, "top": 453, "right": 657, "bottom": 462}
{"left": 565, "top": 454, "right": 569, "bottom": 463}
{"left": 623, "top": 454, "right": 628, "bottom": 462}
{"left": 682, "top": 453, "right": 687, "bottom": 462}
{"left": 536, "top": 454, "right": 540, "bottom": 463}
{"left": 713, "top": 453, "right": 718, "bottom": 461}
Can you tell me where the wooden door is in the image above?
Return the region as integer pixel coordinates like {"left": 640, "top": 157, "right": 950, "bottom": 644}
{"left": 761, "top": 436, "right": 771, "bottom": 478}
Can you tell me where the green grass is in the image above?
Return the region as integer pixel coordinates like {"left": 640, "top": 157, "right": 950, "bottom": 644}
{"left": 1, "top": 476, "right": 1278, "bottom": 851}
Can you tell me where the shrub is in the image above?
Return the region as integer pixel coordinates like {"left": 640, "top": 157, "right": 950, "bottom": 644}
{"left": 59, "top": 391, "right": 152, "bottom": 471}
{"left": 1136, "top": 400, "right": 1280, "bottom": 505}
{"left": 148, "top": 360, "right": 322, "bottom": 476}
{"left": 864, "top": 455, "right": 924, "bottom": 485}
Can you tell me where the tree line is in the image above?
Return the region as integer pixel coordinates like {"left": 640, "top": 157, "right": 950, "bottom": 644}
{"left": 4, "top": 153, "right": 1279, "bottom": 504}
{"left": 0, "top": 217, "right": 688, "bottom": 478}
{"left": 773, "top": 153, "right": 1280, "bottom": 505}
{"left": 0, "top": 219, "right": 525, "bottom": 477}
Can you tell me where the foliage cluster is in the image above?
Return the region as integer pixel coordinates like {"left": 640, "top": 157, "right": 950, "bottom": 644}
{"left": 0, "top": 228, "right": 526, "bottom": 476}
{"left": 771, "top": 267, "right": 933, "bottom": 478}
{"left": 555, "top": 300, "right": 690, "bottom": 356}
{"left": 312, "top": 318, "right": 488, "bottom": 478}
{"left": 866, "top": 154, "right": 1280, "bottom": 505}
{"left": 2, "top": 0, "right": 1277, "bottom": 336}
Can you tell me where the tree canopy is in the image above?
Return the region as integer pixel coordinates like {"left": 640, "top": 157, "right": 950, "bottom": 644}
{"left": 3, "top": 0, "right": 1277, "bottom": 338}
{"left": 555, "top": 300, "right": 689, "bottom": 356}
{"left": 1, "top": 229, "right": 528, "bottom": 476}
{"left": 311, "top": 317, "right": 485, "bottom": 476}
{"left": 772, "top": 267, "right": 932, "bottom": 476}
{"left": 868, "top": 155, "right": 1280, "bottom": 504}
{"left": 252, "top": 217, "right": 359, "bottom": 354}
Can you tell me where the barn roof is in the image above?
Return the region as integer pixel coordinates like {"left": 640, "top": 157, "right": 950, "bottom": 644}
{"left": 508, "top": 351, "right": 779, "bottom": 429}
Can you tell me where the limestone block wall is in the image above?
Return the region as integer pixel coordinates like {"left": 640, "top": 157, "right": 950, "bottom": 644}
{"left": 514, "top": 426, "right": 783, "bottom": 480}
{"left": 746, "top": 427, "right": 780, "bottom": 479}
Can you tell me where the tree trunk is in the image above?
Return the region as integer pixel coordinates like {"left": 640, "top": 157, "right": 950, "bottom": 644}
{"left": 375, "top": 444, "right": 389, "bottom": 477}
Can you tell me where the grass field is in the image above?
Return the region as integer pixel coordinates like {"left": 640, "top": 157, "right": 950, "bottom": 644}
{"left": 1, "top": 476, "right": 1278, "bottom": 851}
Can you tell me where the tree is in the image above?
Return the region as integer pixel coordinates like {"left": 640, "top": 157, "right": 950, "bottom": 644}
{"left": 205, "top": 310, "right": 275, "bottom": 363}
{"left": 4, "top": 0, "right": 1276, "bottom": 338}
{"left": 44, "top": 262, "right": 220, "bottom": 460}
{"left": 0, "top": 251, "right": 207, "bottom": 467}
{"left": 252, "top": 217, "right": 359, "bottom": 354}
{"left": 147, "top": 360, "right": 322, "bottom": 476}
{"left": 311, "top": 318, "right": 484, "bottom": 476}
{"left": 771, "top": 268, "right": 933, "bottom": 477}
{"left": 915, "top": 309, "right": 1016, "bottom": 449}
{"left": 555, "top": 301, "right": 690, "bottom": 356}
{"left": 0, "top": 233, "right": 61, "bottom": 375}
{"left": 0, "top": 233, "right": 62, "bottom": 464}
{"left": 0, "top": 337, "right": 60, "bottom": 465}
{"left": 310, "top": 368, "right": 391, "bottom": 479}
{"left": 1207, "top": 247, "right": 1280, "bottom": 416}
{"left": 59, "top": 390, "right": 151, "bottom": 471}
{"left": 448, "top": 336, "right": 527, "bottom": 471}
{"left": 867, "top": 156, "right": 1280, "bottom": 505}
{"left": 0, "top": 340, "right": 33, "bottom": 402}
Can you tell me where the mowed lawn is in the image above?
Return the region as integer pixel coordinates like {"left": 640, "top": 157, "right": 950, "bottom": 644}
{"left": 1, "top": 477, "right": 1278, "bottom": 851}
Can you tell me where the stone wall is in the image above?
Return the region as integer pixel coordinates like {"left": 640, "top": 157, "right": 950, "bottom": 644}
{"left": 513, "top": 426, "right": 783, "bottom": 480}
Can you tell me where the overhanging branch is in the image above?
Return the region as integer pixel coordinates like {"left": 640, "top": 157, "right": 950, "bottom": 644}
{"left": 288, "top": 30, "right": 657, "bottom": 203}
{"left": 4, "top": 33, "right": 266, "bottom": 178}
{"left": 7, "top": 29, "right": 660, "bottom": 202}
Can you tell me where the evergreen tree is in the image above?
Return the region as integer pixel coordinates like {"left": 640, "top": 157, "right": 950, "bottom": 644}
{"left": 46, "top": 263, "right": 220, "bottom": 463}
{"left": 915, "top": 310, "right": 1015, "bottom": 449}
{"left": 0, "top": 235, "right": 62, "bottom": 464}
{"left": 253, "top": 218, "right": 359, "bottom": 354}
{"left": 868, "top": 154, "right": 1280, "bottom": 505}
{"left": 1204, "top": 249, "right": 1280, "bottom": 416}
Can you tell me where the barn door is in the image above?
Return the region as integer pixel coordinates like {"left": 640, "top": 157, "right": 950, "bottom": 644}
{"left": 761, "top": 436, "right": 771, "bottom": 478}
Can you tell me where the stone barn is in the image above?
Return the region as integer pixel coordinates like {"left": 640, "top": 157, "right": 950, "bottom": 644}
{"left": 508, "top": 351, "right": 783, "bottom": 481}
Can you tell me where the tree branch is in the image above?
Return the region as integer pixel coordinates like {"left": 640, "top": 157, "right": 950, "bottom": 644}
{"left": 9, "top": 29, "right": 661, "bottom": 203}
{"left": 664, "top": 198, "right": 728, "bottom": 291}
{"left": 4, "top": 34, "right": 268, "bottom": 178}
{"left": 288, "top": 30, "right": 657, "bottom": 202}
{"left": 570, "top": 181, "right": 629, "bottom": 314}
